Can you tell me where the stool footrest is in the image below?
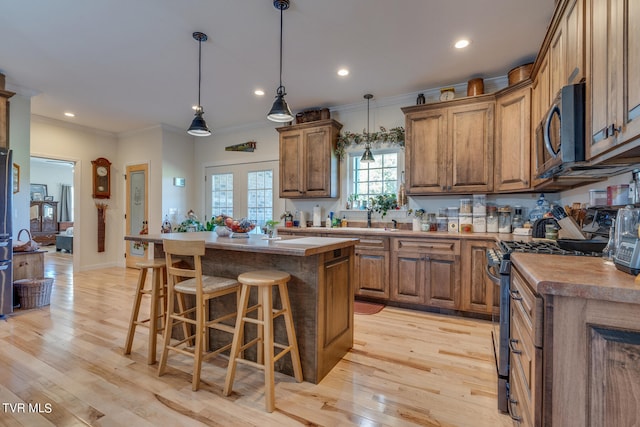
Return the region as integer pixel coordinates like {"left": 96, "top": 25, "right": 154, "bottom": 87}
{"left": 273, "top": 345, "right": 294, "bottom": 363}
{"left": 236, "top": 357, "right": 265, "bottom": 371}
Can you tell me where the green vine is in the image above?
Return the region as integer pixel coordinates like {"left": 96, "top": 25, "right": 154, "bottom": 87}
{"left": 335, "top": 126, "right": 405, "bottom": 160}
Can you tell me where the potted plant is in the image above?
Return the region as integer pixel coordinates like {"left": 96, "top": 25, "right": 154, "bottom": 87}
{"left": 371, "top": 194, "right": 398, "bottom": 219}
{"left": 264, "top": 220, "right": 280, "bottom": 238}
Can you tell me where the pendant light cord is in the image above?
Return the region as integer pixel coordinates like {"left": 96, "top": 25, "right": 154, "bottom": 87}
{"left": 197, "top": 37, "right": 202, "bottom": 108}
{"left": 278, "top": 4, "right": 284, "bottom": 94}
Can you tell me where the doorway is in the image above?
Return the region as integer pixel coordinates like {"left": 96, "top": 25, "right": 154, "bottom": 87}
{"left": 29, "top": 156, "right": 76, "bottom": 269}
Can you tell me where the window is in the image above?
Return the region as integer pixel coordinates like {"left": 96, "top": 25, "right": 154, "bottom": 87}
{"left": 350, "top": 150, "right": 399, "bottom": 204}
{"left": 247, "top": 170, "right": 273, "bottom": 228}
{"left": 210, "top": 173, "right": 233, "bottom": 218}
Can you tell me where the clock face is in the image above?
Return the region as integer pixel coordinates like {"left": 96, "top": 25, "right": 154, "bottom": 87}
{"left": 440, "top": 90, "right": 455, "bottom": 101}
{"left": 97, "top": 166, "right": 108, "bottom": 177}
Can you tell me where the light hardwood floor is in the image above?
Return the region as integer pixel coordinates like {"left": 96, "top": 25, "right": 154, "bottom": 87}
{"left": 0, "top": 251, "right": 512, "bottom": 426}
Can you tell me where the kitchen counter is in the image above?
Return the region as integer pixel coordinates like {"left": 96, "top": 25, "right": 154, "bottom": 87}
{"left": 278, "top": 226, "right": 527, "bottom": 242}
{"left": 510, "top": 253, "right": 640, "bottom": 304}
{"left": 125, "top": 232, "right": 357, "bottom": 384}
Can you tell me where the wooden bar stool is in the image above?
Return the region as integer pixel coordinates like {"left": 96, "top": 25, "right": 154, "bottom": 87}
{"left": 223, "top": 270, "right": 303, "bottom": 412}
{"left": 124, "top": 259, "right": 167, "bottom": 364}
{"left": 158, "top": 239, "right": 240, "bottom": 391}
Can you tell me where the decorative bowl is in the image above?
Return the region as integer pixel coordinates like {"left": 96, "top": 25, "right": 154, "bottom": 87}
{"left": 215, "top": 226, "right": 231, "bottom": 237}
{"left": 224, "top": 218, "right": 256, "bottom": 234}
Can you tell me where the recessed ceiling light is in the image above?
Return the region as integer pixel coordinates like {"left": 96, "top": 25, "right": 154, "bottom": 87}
{"left": 337, "top": 68, "right": 349, "bottom": 77}
{"left": 454, "top": 39, "right": 470, "bottom": 49}
{"left": 254, "top": 89, "right": 265, "bottom": 96}
{"left": 64, "top": 112, "right": 75, "bottom": 117}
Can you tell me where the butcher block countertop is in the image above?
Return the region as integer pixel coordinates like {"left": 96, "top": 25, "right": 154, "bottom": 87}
{"left": 510, "top": 253, "right": 640, "bottom": 304}
{"left": 125, "top": 231, "right": 358, "bottom": 257}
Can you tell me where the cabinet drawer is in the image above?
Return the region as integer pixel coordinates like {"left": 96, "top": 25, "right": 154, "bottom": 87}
{"left": 353, "top": 237, "right": 389, "bottom": 250}
{"left": 511, "top": 267, "right": 544, "bottom": 347}
{"left": 509, "top": 354, "right": 534, "bottom": 427}
{"left": 393, "top": 238, "right": 459, "bottom": 255}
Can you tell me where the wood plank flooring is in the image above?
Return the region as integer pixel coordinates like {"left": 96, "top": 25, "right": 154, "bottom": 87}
{"left": 0, "top": 251, "right": 512, "bottom": 426}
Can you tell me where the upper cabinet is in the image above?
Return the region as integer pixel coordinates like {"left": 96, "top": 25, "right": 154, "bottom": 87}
{"left": 587, "top": 0, "right": 640, "bottom": 161}
{"left": 277, "top": 119, "right": 342, "bottom": 199}
{"left": 0, "top": 89, "right": 14, "bottom": 149}
{"left": 402, "top": 96, "right": 494, "bottom": 195}
{"left": 494, "top": 83, "right": 532, "bottom": 192}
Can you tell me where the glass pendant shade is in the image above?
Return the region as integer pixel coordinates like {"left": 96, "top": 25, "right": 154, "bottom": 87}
{"left": 267, "top": 87, "right": 293, "bottom": 122}
{"left": 360, "top": 93, "right": 375, "bottom": 162}
{"left": 187, "top": 106, "right": 211, "bottom": 136}
{"left": 361, "top": 146, "right": 375, "bottom": 163}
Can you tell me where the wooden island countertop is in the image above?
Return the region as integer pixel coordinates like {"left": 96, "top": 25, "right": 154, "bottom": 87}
{"left": 125, "top": 232, "right": 358, "bottom": 384}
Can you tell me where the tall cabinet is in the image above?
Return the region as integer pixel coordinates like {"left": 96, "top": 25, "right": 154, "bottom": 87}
{"left": 30, "top": 201, "right": 58, "bottom": 245}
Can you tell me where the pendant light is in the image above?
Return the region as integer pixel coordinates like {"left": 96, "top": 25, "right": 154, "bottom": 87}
{"left": 187, "top": 31, "right": 211, "bottom": 137}
{"left": 267, "top": 0, "right": 294, "bottom": 123}
{"left": 361, "top": 94, "right": 375, "bottom": 163}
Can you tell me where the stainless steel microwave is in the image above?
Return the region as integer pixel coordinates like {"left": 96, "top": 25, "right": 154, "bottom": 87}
{"left": 535, "top": 82, "right": 586, "bottom": 179}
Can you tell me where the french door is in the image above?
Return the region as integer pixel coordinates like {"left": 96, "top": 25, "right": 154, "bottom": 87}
{"left": 204, "top": 161, "right": 282, "bottom": 229}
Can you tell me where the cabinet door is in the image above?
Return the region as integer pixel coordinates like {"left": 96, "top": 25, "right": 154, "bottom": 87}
{"left": 588, "top": 0, "right": 619, "bottom": 158}
{"left": 549, "top": 23, "right": 565, "bottom": 100}
{"left": 405, "top": 109, "right": 448, "bottom": 194}
{"left": 424, "top": 255, "right": 458, "bottom": 310}
{"left": 391, "top": 252, "right": 425, "bottom": 304}
{"left": 41, "top": 202, "right": 57, "bottom": 233}
{"left": 354, "top": 248, "right": 389, "bottom": 299}
{"left": 564, "top": 0, "right": 585, "bottom": 85}
{"left": 303, "top": 126, "right": 335, "bottom": 198}
{"left": 279, "top": 129, "right": 304, "bottom": 198}
{"left": 495, "top": 86, "right": 531, "bottom": 192}
{"left": 618, "top": 0, "right": 640, "bottom": 146}
{"left": 30, "top": 203, "right": 40, "bottom": 233}
{"left": 531, "top": 55, "right": 551, "bottom": 188}
{"left": 448, "top": 102, "right": 494, "bottom": 192}
{"left": 460, "top": 239, "right": 498, "bottom": 314}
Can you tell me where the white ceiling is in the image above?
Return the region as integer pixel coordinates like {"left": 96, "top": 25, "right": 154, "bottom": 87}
{"left": 0, "top": 0, "right": 555, "bottom": 135}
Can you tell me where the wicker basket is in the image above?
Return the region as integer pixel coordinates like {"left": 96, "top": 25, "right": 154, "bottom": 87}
{"left": 14, "top": 278, "right": 53, "bottom": 309}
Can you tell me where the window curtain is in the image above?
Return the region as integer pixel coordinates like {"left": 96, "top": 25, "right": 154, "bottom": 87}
{"left": 60, "top": 185, "right": 73, "bottom": 221}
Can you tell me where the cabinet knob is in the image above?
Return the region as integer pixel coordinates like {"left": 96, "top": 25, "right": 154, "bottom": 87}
{"left": 509, "top": 338, "right": 522, "bottom": 354}
{"left": 607, "top": 123, "right": 622, "bottom": 137}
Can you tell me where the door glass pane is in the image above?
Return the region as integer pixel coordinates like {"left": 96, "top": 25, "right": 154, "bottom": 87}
{"left": 129, "top": 170, "right": 146, "bottom": 257}
{"left": 247, "top": 169, "right": 273, "bottom": 229}
{"left": 211, "top": 173, "right": 234, "bottom": 218}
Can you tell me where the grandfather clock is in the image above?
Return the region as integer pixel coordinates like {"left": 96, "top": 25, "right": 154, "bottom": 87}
{"left": 91, "top": 157, "right": 111, "bottom": 252}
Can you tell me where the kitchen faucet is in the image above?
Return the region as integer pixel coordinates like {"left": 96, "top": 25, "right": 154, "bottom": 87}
{"left": 392, "top": 219, "right": 398, "bottom": 229}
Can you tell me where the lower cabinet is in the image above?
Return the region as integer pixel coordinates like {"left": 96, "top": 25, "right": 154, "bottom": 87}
{"left": 460, "top": 239, "right": 499, "bottom": 315}
{"left": 390, "top": 238, "right": 460, "bottom": 309}
{"left": 354, "top": 237, "right": 390, "bottom": 299}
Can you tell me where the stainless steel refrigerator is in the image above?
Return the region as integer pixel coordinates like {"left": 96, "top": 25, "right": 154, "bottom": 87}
{"left": 0, "top": 147, "right": 12, "bottom": 317}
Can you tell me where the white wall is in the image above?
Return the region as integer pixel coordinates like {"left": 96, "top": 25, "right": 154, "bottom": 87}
{"left": 31, "top": 116, "right": 119, "bottom": 271}
{"left": 8, "top": 94, "right": 31, "bottom": 236}
{"left": 161, "top": 126, "right": 195, "bottom": 228}
{"left": 29, "top": 160, "right": 74, "bottom": 217}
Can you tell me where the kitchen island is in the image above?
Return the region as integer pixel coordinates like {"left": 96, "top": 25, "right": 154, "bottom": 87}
{"left": 125, "top": 232, "right": 358, "bottom": 384}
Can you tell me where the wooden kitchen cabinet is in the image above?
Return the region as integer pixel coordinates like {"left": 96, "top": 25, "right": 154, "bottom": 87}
{"left": 460, "top": 239, "right": 499, "bottom": 315}
{"left": 30, "top": 201, "right": 58, "bottom": 245}
{"left": 353, "top": 236, "right": 389, "bottom": 299}
{"left": 530, "top": 53, "right": 551, "bottom": 188}
{"left": 390, "top": 238, "right": 460, "bottom": 309}
{"left": 402, "top": 96, "right": 494, "bottom": 195}
{"left": 0, "top": 89, "right": 14, "bottom": 149}
{"left": 277, "top": 119, "right": 342, "bottom": 199}
{"left": 587, "top": 0, "right": 640, "bottom": 161}
{"left": 494, "top": 82, "right": 532, "bottom": 192}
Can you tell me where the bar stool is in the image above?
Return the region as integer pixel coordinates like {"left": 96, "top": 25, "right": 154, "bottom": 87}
{"left": 124, "top": 258, "right": 167, "bottom": 364}
{"left": 223, "top": 270, "right": 303, "bottom": 412}
{"left": 158, "top": 239, "right": 240, "bottom": 391}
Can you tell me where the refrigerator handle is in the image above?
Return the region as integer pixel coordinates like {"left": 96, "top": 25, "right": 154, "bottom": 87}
{"left": 0, "top": 264, "right": 8, "bottom": 270}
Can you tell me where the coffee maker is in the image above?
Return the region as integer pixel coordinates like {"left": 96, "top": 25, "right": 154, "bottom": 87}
{"left": 613, "top": 207, "right": 640, "bottom": 274}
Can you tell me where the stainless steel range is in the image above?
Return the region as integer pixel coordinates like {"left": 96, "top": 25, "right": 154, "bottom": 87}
{"left": 485, "top": 240, "right": 602, "bottom": 413}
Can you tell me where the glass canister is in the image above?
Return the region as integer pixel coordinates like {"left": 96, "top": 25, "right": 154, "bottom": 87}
{"left": 460, "top": 198, "right": 473, "bottom": 214}
{"left": 486, "top": 205, "right": 499, "bottom": 232}
{"left": 473, "top": 194, "right": 487, "bottom": 215}
{"left": 498, "top": 207, "right": 512, "bottom": 233}
{"left": 459, "top": 214, "right": 473, "bottom": 233}
{"left": 437, "top": 216, "right": 448, "bottom": 232}
{"left": 512, "top": 206, "right": 524, "bottom": 229}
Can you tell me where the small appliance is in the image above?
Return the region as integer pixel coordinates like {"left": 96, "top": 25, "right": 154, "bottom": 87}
{"left": 614, "top": 207, "right": 640, "bottom": 274}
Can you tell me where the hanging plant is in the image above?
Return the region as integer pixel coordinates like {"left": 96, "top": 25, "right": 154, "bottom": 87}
{"left": 335, "top": 126, "right": 405, "bottom": 160}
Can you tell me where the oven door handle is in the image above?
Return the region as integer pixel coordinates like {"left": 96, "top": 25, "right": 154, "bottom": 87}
{"left": 485, "top": 264, "right": 501, "bottom": 284}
